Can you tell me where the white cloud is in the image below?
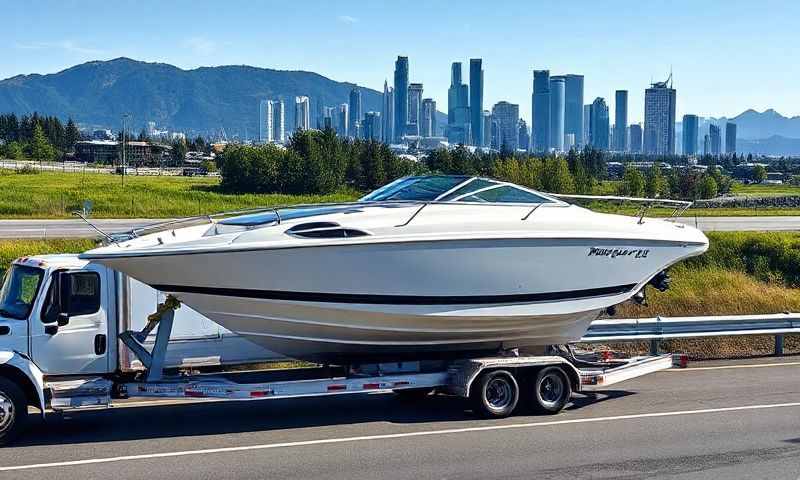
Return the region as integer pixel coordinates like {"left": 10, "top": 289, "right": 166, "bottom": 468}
{"left": 337, "top": 15, "right": 358, "bottom": 24}
{"left": 14, "top": 40, "right": 104, "bottom": 56}
{"left": 181, "top": 36, "right": 217, "bottom": 56}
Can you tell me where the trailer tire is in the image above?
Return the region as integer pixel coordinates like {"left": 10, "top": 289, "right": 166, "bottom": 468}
{"left": 0, "top": 377, "right": 27, "bottom": 447}
{"left": 530, "top": 367, "right": 571, "bottom": 414}
{"left": 470, "top": 370, "right": 519, "bottom": 418}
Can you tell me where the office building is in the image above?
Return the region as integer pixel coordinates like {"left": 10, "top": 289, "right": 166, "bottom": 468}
{"left": 725, "top": 122, "right": 737, "bottom": 154}
{"left": 532, "top": 70, "right": 551, "bottom": 151}
{"left": 337, "top": 103, "right": 349, "bottom": 137}
{"left": 490, "top": 116, "right": 501, "bottom": 150}
{"left": 349, "top": 88, "right": 361, "bottom": 138}
{"left": 629, "top": 124, "right": 643, "bottom": 153}
{"left": 294, "top": 96, "right": 310, "bottom": 131}
{"left": 518, "top": 119, "right": 530, "bottom": 151}
{"left": 363, "top": 111, "right": 382, "bottom": 141}
{"left": 382, "top": 81, "right": 394, "bottom": 143}
{"left": 259, "top": 99, "right": 274, "bottom": 143}
{"left": 583, "top": 104, "right": 591, "bottom": 146}
{"left": 421, "top": 98, "right": 436, "bottom": 137}
{"left": 709, "top": 124, "right": 721, "bottom": 155}
{"left": 588, "top": 97, "right": 609, "bottom": 150}
{"left": 469, "top": 59, "right": 484, "bottom": 146}
{"left": 407, "top": 83, "right": 423, "bottom": 136}
{"left": 682, "top": 114, "right": 699, "bottom": 156}
{"left": 703, "top": 134, "right": 711, "bottom": 155}
{"left": 482, "top": 110, "right": 493, "bottom": 148}
{"left": 492, "top": 101, "right": 519, "bottom": 151}
{"left": 644, "top": 75, "right": 677, "bottom": 155}
{"left": 564, "top": 74, "right": 584, "bottom": 148}
{"left": 447, "top": 62, "right": 471, "bottom": 145}
{"left": 393, "top": 56, "right": 409, "bottom": 141}
{"left": 614, "top": 90, "right": 628, "bottom": 151}
{"left": 549, "top": 76, "right": 566, "bottom": 152}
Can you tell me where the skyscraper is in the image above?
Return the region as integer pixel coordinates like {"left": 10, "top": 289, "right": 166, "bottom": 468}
{"left": 259, "top": 99, "right": 274, "bottom": 143}
{"left": 518, "top": 119, "right": 530, "bottom": 151}
{"left": 421, "top": 98, "right": 436, "bottom": 137}
{"left": 482, "top": 110, "right": 493, "bottom": 148}
{"left": 564, "top": 74, "right": 584, "bottom": 148}
{"left": 549, "top": 76, "right": 566, "bottom": 152}
{"left": 349, "top": 87, "right": 361, "bottom": 138}
{"left": 709, "top": 124, "right": 721, "bottom": 155}
{"left": 393, "top": 56, "right": 409, "bottom": 142}
{"left": 382, "top": 81, "right": 394, "bottom": 143}
{"left": 532, "top": 70, "right": 550, "bottom": 151}
{"left": 644, "top": 75, "right": 676, "bottom": 155}
{"left": 294, "top": 96, "right": 310, "bottom": 131}
{"left": 613, "top": 90, "right": 628, "bottom": 151}
{"left": 583, "top": 104, "right": 591, "bottom": 147}
{"left": 407, "top": 83, "right": 423, "bottom": 136}
{"left": 447, "top": 62, "right": 471, "bottom": 144}
{"left": 629, "top": 124, "right": 643, "bottom": 153}
{"left": 337, "top": 103, "right": 349, "bottom": 137}
{"left": 363, "top": 111, "right": 382, "bottom": 140}
{"left": 703, "top": 134, "right": 711, "bottom": 155}
{"left": 492, "top": 101, "right": 519, "bottom": 152}
{"left": 725, "top": 122, "right": 737, "bottom": 154}
{"left": 588, "top": 97, "right": 609, "bottom": 150}
{"left": 682, "top": 114, "right": 699, "bottom": 155}
{"left": 469, "top": 59, "right": 484, "bottom": 146}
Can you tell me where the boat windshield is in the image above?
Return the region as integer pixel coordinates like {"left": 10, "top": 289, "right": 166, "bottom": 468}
{"left": 359, "top": 176, "right": 469, "bottom": 201}
{"left": 0, "top": 264, "right": 44, "bottom": 320}
{"left": 218, "top": 205, "right": 364, "bottom": 227}
{"left": 361, "top": 176, "right": 553, "bottom": 204}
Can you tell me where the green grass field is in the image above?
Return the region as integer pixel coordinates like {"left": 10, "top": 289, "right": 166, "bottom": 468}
{"left": 730, "top": 182, "right": 800, "bottom": 197}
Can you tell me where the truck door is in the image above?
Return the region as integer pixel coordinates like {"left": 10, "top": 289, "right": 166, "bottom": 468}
{"left": 30, "top": 265, "right": 110, "bottom": 375}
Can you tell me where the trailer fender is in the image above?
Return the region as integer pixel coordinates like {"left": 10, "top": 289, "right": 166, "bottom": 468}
{"left": 0, "top": 351, "right": 46, "bottom": 417}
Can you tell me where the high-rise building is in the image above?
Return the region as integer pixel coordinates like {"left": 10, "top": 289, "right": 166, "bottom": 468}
{"left": 709, "top": 124, "right": 721, "bottom": 155}
{"left": 588, "top": 97, "right": 609, "bottom": 150}
{"left": 469, "top": 59, "right": 484, "bottom": 146}
{"left": 363, "top": 111, "right": 382, "bottom": 141}
{"left": 725, "top": 122, "right": 737, "bottom": 154}
{"left": 629, "top": 124, "right": 643, "bottom": 153}
{"left": 583, "top": 104, "right": 591, "bottom": 146}
{"left": 482, "top": 110, "right": 492, "bottom": 148}
{"left": 532, "top": 70, "right": 550, "bottom": 151}
{"left": 269, "top": 99, "right": 286, "bottom": 144}
{"left": 518, "top": 119, "right": 530, "bottom": 151}
{"left": 644, "top": 75, "right": 676, "bottom": 155}
{"left": 322, "top": 106, "right": 334, "bottom": 130}
{"left": 682, "top": 114, "right": 699, "bottom": 156}
{"left": 613, "top": 90, "right": 628, "bottom": 151}
{"left": 703, "top": 134, "right": 711, "bottom": 155}
{"left": 490, "top": 117, "right": 501, "bottom": 150}
{"left": 447, "top": 62, "right": 471, "bottom": 145}
{"left": 421, "top": 98, "right": 436, "bottom": 137}
{"left": 492, "top": 101, "right": 519, "bottom": 151}
{"left": 294, "top": 96, "right": 310, "bottom": 131}
{"left": 407, "top": 83, "right": 423, "bottom": 136}
{"left": 337, "top": 103, "right": 349, "bottom": 137}
{"left": 259, "top": 99, "right": 274, "bottom": 143}
{"left": 349, "top": 88, "right": 361, "bottom": 138}
{"left": 564, "top": 74, "right": 584, "bottom": 148}
{"left": 382, "top": 81, "right": 394, "bottom": 143}
{"left": 393, "top": 56, "right": 409, "bottom": 141}
{"left": 549, "top": 76, "right": 566, "bottom": 152}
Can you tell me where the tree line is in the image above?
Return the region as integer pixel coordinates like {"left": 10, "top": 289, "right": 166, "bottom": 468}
{"left": 0, "top": 113, "right": 80, "bottom": 161}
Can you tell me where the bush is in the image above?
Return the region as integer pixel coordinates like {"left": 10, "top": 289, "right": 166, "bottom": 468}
{"left": 17, "top": 164, "right": 39, "bottom": 175}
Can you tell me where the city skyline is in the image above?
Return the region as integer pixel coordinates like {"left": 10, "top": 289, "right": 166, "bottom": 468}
{"left": 4, "top": 1, "right": 800, "bottom": 126}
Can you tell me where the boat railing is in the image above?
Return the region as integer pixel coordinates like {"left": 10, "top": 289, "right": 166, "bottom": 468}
{"left": 549, "top": 194, "right": 693, "bottom": 224}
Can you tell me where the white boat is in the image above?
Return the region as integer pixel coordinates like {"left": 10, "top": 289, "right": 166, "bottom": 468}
{"left": 81, "top": 176, "right": 709, "bottom": 363}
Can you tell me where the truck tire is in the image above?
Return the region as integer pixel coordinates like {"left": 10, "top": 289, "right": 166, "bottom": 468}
{"left": 530, "top": 367, "right": 571, "bottom": 414}
{"left": 470, "top": 370, "right": 519, "bottom": 418}
{"left": 0, "top": 377, "right": 27, "bottom": 447}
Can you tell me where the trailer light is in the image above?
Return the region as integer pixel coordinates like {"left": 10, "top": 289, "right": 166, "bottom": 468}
{"left": 250, "top": 390, "right": 273, "bottom": 397}
{"left": 327, "top": 384, "right": 347, "bottom": 391}
{"left": 362, "top": 383, "right": 381, "bottom": 389}
{"left": 392, "top": 381, "right": 410, "bottom": 387}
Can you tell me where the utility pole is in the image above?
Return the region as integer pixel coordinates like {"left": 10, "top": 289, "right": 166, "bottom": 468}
{"left": 121, "top": 113, "right": 130, "bottom": 187}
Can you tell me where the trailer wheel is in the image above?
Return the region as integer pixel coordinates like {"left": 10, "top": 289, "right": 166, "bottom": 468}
{"left": 0, "top": 377, "right": 27, "bottom": 446}
{"left": 530, "top": 367, "right": 571, "bottom": 414}
{"left": 470, "top": 370, "right": 519, "bottom": 418}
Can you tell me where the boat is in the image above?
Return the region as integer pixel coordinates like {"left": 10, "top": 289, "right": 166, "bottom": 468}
{"left": 80, "top": 175, "right": 709, "bottom": 363}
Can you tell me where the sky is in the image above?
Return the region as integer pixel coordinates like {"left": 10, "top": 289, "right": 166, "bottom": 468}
{"left": 4, "top": 0, "right": 800, "bottom": 124}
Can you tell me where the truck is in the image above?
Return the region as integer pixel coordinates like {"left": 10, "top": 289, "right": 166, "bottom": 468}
{"left": 0, "top": 253, "right": 677, "bottom": 446}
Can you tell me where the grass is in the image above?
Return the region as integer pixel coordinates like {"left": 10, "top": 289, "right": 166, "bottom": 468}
{"left": 0, "top": 239, "right": 97, "bottom": 278}
{"left": 730, "top": 182, "right": 800, "bottom": 197}
{"left": 0, "top": 169, "right": 358, "bottom": 218}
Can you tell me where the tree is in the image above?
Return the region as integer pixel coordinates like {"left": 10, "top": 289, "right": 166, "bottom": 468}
{"left": 29, "top": 123, "right": 56, "bottom": 161}
{"left": 753, "top": 165, "right": 767, "bottom": 183}
{"left": 698, "top": 176, "right": 718, "bottom": 199}
{"left": 171, "top": 139, "right": 188, "bottom": 165}
{"left": 619, "top": 164, "right": 645, "bottom": 197}
{"left": 65, "top": 118, "right": 80, "bottom": 152}
{"left": 645, "top": 163, "right": 668, "bottom": 198}
{"left": 2, "top": 141, "right": 24, "bottom": 159}
{"left": 542, "top": 158, "right": 575, "bottom": 194}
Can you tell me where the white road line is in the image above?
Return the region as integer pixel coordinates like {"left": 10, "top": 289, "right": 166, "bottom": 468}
{"left": 669, "top": 361, "right": 800, "bottom": 372}
{"left": 3, "top": 401, "right": 800, "bottom": 472}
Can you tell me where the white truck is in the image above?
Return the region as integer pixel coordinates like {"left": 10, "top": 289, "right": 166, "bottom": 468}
{"left": 0, "top": 253, "right": 676, "bottom": 446}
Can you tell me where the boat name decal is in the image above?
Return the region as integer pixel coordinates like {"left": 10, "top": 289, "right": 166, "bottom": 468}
{"left": 588, "top": 247, "right": 649, "bottom": 259}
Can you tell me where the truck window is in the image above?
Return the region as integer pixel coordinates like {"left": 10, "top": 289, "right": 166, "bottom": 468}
{"left": 66, "top": 272, "right": 101, "bottom": 316}
{"left": 0, "top": 265, "right": 44, "bottom": 320}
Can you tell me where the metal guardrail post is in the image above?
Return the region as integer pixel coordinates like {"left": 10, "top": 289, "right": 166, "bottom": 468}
{"left": 775, "top": 334, "right": 785, "bottom": 356}
{"left": 649, "top": 338, "right": 660, "bottom": 355}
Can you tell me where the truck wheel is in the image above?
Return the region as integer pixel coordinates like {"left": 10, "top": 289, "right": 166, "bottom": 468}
{"left": 470, "top": 370, "right": 519, "bottom": 418}
{"left": 530, "top": 367, "right": 571, "bottom": 414}
{"left": 0, "top": 377, "right": 27, "bottom": 446}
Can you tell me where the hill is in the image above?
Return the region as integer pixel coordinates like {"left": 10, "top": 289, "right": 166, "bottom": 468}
{"left": 704, "top": 109, "right": 800, "bottom": 140}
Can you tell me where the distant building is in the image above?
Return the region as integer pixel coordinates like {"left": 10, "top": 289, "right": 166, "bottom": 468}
{"left": 75, "top": 140, "right": 172, "bottom": 166}
{"left": 518, "top": 119, "right": 530, "bottom": 151}
{"left": 294, "top": 96, "right": 310, "bottom": 131}
{"left": 588, "top": 97, "right": 609, "bottom": 150}
{"left": 564, "top": 74, "right": 584, "bottom": 148}
{"left": 394, "top": 56, "right": 409, "bottom": 142}
{"left": 407, "top": 83, "right": 423, "bottom": 137}
{"left": 532, "top": 70, "right": 550, "bottom": 151}
{"left": 681, "top": 114, "right": 698, "bottom": 156}
{"left": 259, "top": 100, "right": 273, "bottom": 143}
{"left": 643, "top": 75, "right": 676, "bottom": 155}
{"left": 421, "top": 98, "right": 436, "bottom": 137}
{"left": 482, "top": 110, "right": 493, "bottom": 148}
{"left": 382, "top": 81, "right": 394, "bottom": 143}
{"left": 709, "top": 124, "right": 722, "bottom": 155}
{"left": 492, "top": 101, "right": 519, "bottom": 151}
{"left": 337, "top": 103, "right": 349, "bottom": 137}
{"left": 725, "top": 122, "right": 737, "bottom": 154}
{"left": 582, "top": 104, "right": 591, "bottom": 147}
{"left": 703, "top": 134, "right": 711, "bottom": 155}
{"left": 613, "top": 90, "right": 628, "bottom": 151}
{"left": 447, "top": 62, "right": 471, "bottom": 145}
{"left": 629, "top": 124, "right": 643, "bottom": 153}
{"left": 469, "top": 59, "right": 484, "bottom": 146}
{"left": 363, "top": 111, "right": 382, "bottom": 140}
{"left": 273, "top": 99, "right": 285, "bottom": 143}
{"left": 549, "top": 76, "right": 566, "bottom": 152}
{"left": 349, "top": 88, "right": 362, "bottom": 138}
{"left": 322, "top": 106, "right": 334, "bottom": 130}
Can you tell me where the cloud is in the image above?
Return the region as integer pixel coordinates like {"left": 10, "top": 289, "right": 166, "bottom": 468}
{"left": 181, "top": 36, "right": 217, "bottom": 56}
{"left": 14, "top": 40, "right": 104, "bottom": 56}
{"left": 337, "top": 15, "right": 358, "bottom": 24}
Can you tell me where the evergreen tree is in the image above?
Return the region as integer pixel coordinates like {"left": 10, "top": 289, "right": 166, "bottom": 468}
{"left": 29, "top": 123, "right": 55, "bottom": 161}
{"left": 645, "top": 163, "right": 668, "bottom": 198}
{"left": 619, "top": 164, "right": 645, "bottom": 197}
{"left": 65, "top": 118, "right": 80, "bottom": 151}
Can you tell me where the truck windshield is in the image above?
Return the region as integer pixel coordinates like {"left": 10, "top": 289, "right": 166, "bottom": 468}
{"left": 0, "top": 265, "right": 44, "bottom": 320}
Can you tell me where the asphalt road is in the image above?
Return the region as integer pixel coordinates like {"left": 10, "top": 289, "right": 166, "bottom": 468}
{"left": 0, "top": 216, "right": 799, "bottom": 239}
{"left": 1, "top": 357, "right": 798, "bottom": 479}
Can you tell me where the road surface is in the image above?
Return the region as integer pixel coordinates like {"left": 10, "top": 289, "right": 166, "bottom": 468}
{"left": 1, "top": 357, "right": 798, "bottom": 479}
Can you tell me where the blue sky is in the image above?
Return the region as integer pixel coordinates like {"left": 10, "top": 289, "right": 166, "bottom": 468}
{"left": 4, "top": 0, "right": 799, "bottom": 123}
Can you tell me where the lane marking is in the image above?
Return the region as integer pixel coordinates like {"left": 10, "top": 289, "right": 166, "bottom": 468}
{"left": 669, "top": 361, "right": 800, "bottom": 372}
{"left": 3, "top": 401, "right": 800, "bottom": 472}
